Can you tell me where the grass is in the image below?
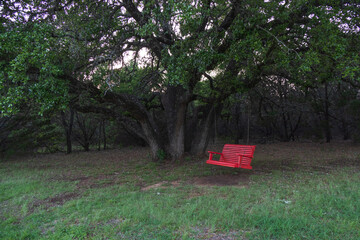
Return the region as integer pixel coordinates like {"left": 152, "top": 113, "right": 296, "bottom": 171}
{"left": 0, "top": 142, "right": 360, "bottom": 239}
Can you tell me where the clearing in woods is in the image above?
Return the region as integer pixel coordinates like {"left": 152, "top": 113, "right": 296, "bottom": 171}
{"left": 1, "top": 142, "right": 360, "bottom": 239}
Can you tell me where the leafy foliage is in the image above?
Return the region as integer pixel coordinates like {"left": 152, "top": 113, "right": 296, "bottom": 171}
{"left": 0, "top": 23, "right": 68, "bottom": 116}
{"left": 0, "top": 0, "right": 359, "bottom": 158}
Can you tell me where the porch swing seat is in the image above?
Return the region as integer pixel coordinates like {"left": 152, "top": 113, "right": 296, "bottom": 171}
{"left": 206, "top": 144, "right": 256, "bottom": 169}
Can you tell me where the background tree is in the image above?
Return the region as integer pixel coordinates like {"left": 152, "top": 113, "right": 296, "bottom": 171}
{"left": 1, "top": 0, "right": 359, "bottom": 160}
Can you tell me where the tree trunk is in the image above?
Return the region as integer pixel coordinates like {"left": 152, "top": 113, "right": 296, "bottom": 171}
{"left": 190, "top": 105, "right": 216, "bottom": 156}
{"left": 232, "top": 102, "right": 242, "bottom": 144}
{"left": 60, "top": 108, "right": 74, "bottom": 154}
{"left": 161, "top": 86, "right": 190, "bottom": 161}
{"left": 324, "top": 82, "right": 332, "bottom": 143}
{"left": 139, "top": 119, "right": 164, "bottom": 161}
{"left": 341, "top": 119, "right": 350, "bottom": 140}
{"left": 185, "top": 102, "right": 198, "bottom": 152}
{"left": 74, "top": 112, "right": 96, "bottom": 152}
{"left": 288, "top": 113, "right": 302, "bottom": 141}
{"left": 98, "top": 120, "right": 101, "bottom": 151}
{"left": 103, "top": 119, "right": 106, "bottom": 150}
{"left": 281, "top": 111, "right": 290, "bottom": 141}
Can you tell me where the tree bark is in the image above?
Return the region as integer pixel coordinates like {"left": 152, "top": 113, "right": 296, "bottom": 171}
{"left": 190, "top": 105, "right": 216, "bottom": 156}
{"left": 60, "top": 108, "right": 74, "bottom": 154}
{"left": 103, "top": 119, "right": 106, "bottom": 150}
{"left": 139, "top": 118, "right": 163, "bottom": 161}
{"left": 161, "top": 86, "right": 190, "bottom": 161}
{"left": 74, "top": 112, "right": 97, "bottom": 151}
{"left": 324, "top": 82, "right": 332, "bottom": 143}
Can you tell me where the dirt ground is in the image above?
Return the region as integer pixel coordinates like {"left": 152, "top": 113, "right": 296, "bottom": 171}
{"left": 141, "top": 141, "right": 360, "bottom": 190}
{"left": 141, "top": 174, "right": 252, "bottom": 191}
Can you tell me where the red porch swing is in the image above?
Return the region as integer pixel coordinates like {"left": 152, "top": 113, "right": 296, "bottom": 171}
{"left": 206, "top": 144, "right": 256, "bottom": 169}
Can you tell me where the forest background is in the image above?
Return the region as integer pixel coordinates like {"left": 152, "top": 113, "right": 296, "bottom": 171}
{"left": 1, "top": 0, "right": 359, "bottom": 160}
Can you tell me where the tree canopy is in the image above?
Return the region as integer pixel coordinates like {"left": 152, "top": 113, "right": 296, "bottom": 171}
{"left": 1, "top": 0, "right": 359, "bottom": 160}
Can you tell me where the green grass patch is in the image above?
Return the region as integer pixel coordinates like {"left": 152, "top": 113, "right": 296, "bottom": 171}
{"left": 1, "top": 143, "right": 360, "bottom": 239}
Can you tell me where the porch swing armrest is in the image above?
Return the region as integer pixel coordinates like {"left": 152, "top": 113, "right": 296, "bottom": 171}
{"left": 235, "top": 153, "right": 253, "bottom": 169}
{"left": 208, "top": 151, "right": 223, "bottom": 155}
{"left": 208, "top": 151, "right": 223, "bottom": 160}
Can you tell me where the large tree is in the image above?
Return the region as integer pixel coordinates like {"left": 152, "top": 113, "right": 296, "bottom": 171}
{"left": 1, "top": 0, "right": 359, "bottom": 160}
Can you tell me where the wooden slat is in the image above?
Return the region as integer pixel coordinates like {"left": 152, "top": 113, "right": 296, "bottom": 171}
{"left": 206, "top": 160, "right": 238, "bottom": 168}
{"left": 221, "top": 144, "right": 255, "bottom": 164}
